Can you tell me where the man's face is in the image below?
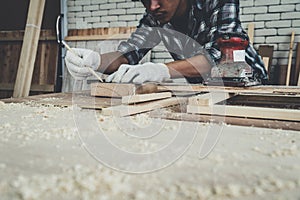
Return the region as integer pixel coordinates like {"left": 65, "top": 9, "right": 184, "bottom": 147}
{"left": 141, "top": 0, "right": 185, "bottom": 24}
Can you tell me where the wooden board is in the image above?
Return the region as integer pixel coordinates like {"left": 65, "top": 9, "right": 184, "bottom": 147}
{"left": 122, "top": 92, "right": 172, "bottom": 104}
{"left": 188, "top": 92, "right": 231, "bottom": 106}
{"left": 187, "top": 104, "right": 300, "bottom": 122}
{"left": 149, "top": 110, "right": 300, "bottom": 131}
{"left": 91, "top": 82, "right": 158, "bottom": 97}
{"left": 187, "top": 93, "right": 300, "bottom": 122}
{"left": 102, "top": 97, "right": 187, "bottom": 117}
{"left": 65, "top": 27, "right": 136, "bottom": 41}
{"left": 157, "top": 84, "right": 300, "bottom": 95}
{"left": 13, "top": 0, "right": 46, "bottom": 97}
{"left": 1, "top": 91, "right": 121, "bottom": 109}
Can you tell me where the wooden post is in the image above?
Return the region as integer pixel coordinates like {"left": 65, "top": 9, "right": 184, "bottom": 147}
{"left": 13, "top": 0, "right": 46, "bottom": 97}
{"left": 286, "top": 31, "right": 295, "bottom": 86}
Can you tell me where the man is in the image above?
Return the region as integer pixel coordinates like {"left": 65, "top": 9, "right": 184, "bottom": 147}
{"left": 65, "top": 0, "right": 267, "bottom": 84}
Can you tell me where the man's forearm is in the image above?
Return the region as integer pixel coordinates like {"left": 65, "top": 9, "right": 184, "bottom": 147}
{"left": 97, "top": 51, "right": 129, "bottom": 74}
{"left": 166, "top": 54, "right": 212, "bottom": 78}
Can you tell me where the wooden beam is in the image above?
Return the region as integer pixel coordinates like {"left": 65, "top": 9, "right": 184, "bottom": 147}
{"left": 102, "top": 97, "right": 187, "bottom": 117}
{"left": 91, "top": 82, "right": 158, "bottom": 97}
{"left": 65, "top": 27, "right": 136, "bottom": 41}
{"left": 122, "top": 92, "right": 172, "bottom": 104}
{"left": 150, "top": 111, "right": 300, "bottom": 131}
{"left": 187, "top": 104, "right": 300, "bottom": 122}
{"left": 188, "top": 92, "right": 231, "bottom": 106}
{"left": 13, "top": 0, "right": 46, "bottom": 97}
{"left": 157, "top": 84, "right": 300, "bottom": 95}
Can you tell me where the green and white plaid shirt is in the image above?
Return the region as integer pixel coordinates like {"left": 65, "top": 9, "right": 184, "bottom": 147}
{"left": 118, "top": 0, "right": 268, "bottom": 82}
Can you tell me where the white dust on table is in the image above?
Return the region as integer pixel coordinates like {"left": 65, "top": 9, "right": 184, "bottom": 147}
{"left": 1, "top": 163, "right": 299, "bottom": 200}
{"left": 0, "top": 101, "right": 300, "bottom": 199}
{"left": 0, "top": 102, "right": 76, "bottom": 145}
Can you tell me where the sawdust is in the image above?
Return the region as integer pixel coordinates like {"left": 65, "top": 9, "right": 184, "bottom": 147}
{"left": 0, "top": 102, "right": 76, "bottom": 145}
{"left": 0, "top": 102, "right": 299, "bottom": 199}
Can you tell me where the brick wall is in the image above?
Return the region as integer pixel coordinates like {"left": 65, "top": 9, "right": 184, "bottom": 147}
{"left": 67, "top": 0, "right": 300, "bottom": 75}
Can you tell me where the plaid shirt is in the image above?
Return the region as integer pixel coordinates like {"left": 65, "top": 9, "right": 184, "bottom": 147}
{"left": 118, "top": 0, "right": 268, "bottom": 82}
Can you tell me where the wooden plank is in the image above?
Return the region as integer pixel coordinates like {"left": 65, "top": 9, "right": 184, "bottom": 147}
{"left": 157, "top": 84, "right": 300, "bottom": 95}
{"left": 122, "top": 92, "right": 172, "bottom": 104}
{"left": 187, "top": 104, "right": 300, "bottom": 122}
{"left": 286, "top": 31, "right": 295, "bottom": 86}
{"left": 91, "top": 82, "right": 158, "bottom": 97}
{"left": 13, "top": 0, "right": 46, "bottom": 97}
{"left": 1, "top": 91, "right": 121, "bottom": 109}
{"left": 102, "top": 97, "right": 187, "bottom": 117}
{"left": 65, "top": 27, "right": 136, "bottom": 41}
{"left": 188, "top": 92, "right": 231, "bottom": 106}
{"left": 149, "top": 110, "right": 300, "bottom": 131}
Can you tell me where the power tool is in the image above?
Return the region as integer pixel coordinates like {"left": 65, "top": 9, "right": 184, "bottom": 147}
{"left": 205, "top": 33, "right": 260, "bottom": 87}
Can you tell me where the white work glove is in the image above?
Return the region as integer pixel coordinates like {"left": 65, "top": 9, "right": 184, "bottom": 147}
{"left": 106, "top": 62, "right": 170, "bottom": 84}
{"left": 65, "top": 48, "right": 101, "bottom": 80}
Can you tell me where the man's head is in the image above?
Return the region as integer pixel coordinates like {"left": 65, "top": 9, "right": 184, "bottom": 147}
{"left": 133, "top": 0, "right": 188, "bottom": 24}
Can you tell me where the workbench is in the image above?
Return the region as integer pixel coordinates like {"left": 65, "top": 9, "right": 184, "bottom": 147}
{"left": 0, "top": 84, "right": 300, "bottom": 199}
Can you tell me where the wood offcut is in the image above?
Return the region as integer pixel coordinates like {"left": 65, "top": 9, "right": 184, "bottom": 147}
{"left": 91, "top": 82, "right": 158, "bottom": 97}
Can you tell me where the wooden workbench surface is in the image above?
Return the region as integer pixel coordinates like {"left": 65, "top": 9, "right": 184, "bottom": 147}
{"left": 1, "top": 84, "right": 300, "bottom": 131}
{"left": 0, "top": 101, "right": 299, "bottom": 199}
{"left": 1, "top": 91, "right": 121, "bottom": 109}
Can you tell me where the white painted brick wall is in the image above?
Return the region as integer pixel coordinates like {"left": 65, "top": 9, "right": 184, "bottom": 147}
{"left": 67, "top": 0, "right": 300, "bottom": 74}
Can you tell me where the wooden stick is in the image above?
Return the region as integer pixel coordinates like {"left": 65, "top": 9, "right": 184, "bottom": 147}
{"left": 286, "top": 31, "right": 295, "bottom": 86}
{"left": 122, "top": 92, "right": 172, "bottom": 104}
{"left": 13, "top": 0, "right": 46, "bottom": 97}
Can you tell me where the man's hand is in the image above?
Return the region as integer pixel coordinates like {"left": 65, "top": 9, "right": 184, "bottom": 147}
{"left": 65, "top": 48, "right": 101, "bottom": 80}
{"left": 106, "top": 62, "right": 170, "bottom": 84}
